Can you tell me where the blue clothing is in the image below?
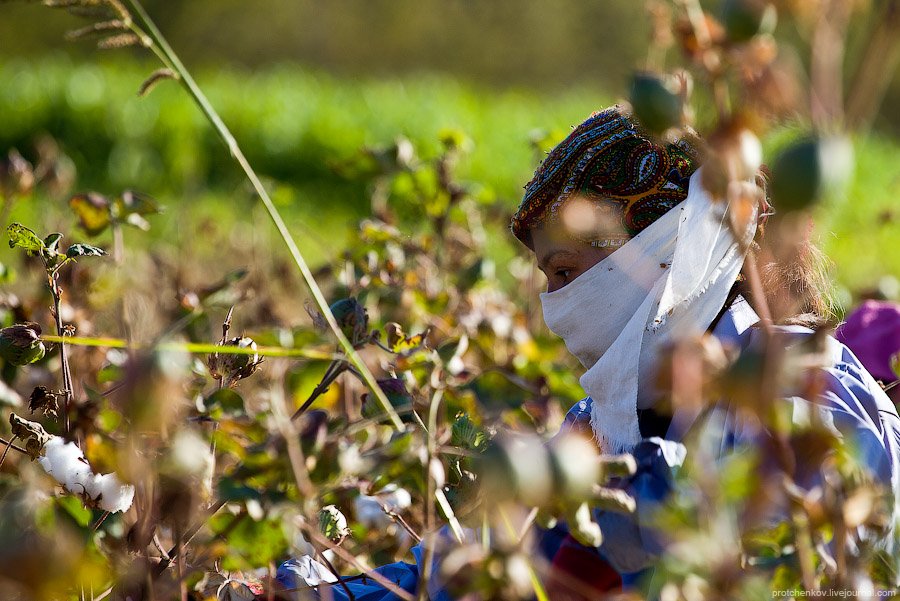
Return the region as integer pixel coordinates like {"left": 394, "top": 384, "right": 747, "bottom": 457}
{"left": 559, "top": 298, "right": 900, "bottom": 581}
{"left": 278, "top": 298, "right": 900, "bottom": 598}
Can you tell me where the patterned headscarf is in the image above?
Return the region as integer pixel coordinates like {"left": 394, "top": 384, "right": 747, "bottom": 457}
{"left": 511, "top": 106, "right": 701, "bottom": 250}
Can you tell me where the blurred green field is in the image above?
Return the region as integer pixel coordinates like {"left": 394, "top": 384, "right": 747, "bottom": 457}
{"left": 1, "top": 58, "right": 898, "bottom": 302}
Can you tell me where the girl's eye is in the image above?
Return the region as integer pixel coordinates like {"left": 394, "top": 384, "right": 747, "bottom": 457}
{"left": 555, "top": 269, "right": 572, "bottom": 280}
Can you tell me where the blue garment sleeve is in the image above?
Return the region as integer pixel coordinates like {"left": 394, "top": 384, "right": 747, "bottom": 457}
{"left": 557, "top": 331, "right": 900, "bottom": 575}
{"left": 557, "top": 398, "right": 687, "bottom": 574}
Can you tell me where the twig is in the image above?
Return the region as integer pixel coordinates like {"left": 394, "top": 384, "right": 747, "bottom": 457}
{"left": 39, "top": 333, "right": 336, "bottom": 360}
{"left": 809, "top": 0, "right": 851, "bottom": 129}
{"left": 318, "top": 551, "right": 357, "bottom": 601}
{"left": 497, "top": 507, "right": 549, "bottom": 601}
{"left": 91, "top": 510, "right": 111, "bottom": 532}
{"left": 383, "top": 505, "right": 422, "bottom": 543}
{"left": 0, "top": 435, "right": 18, "bottom": 469}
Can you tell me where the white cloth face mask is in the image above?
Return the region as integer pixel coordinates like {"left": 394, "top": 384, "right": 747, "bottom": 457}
{"left": 539, "top": 169, "right": 757, "bottom": 453}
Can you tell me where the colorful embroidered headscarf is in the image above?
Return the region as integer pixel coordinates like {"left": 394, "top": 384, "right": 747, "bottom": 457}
{"left": 511, "top": 106, "right": 701, "bottom": 250}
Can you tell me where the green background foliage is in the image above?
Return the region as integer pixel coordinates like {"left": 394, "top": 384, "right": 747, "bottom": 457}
{"left": 1, "top": 58, "right": 898, "bottom": 303}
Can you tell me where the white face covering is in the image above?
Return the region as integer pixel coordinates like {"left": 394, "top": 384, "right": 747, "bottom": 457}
{"left": 540, "top": 169, "right": 757, "bottom": 453}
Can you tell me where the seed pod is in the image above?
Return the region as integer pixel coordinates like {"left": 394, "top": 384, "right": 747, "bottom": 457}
{"left": 361, "top": 377, "right": 412, "bottom": 419}
{"left": 385, "top": 322, "right": 404, "bottom": 349}
{"left": 598, "top": 454, "right": 638, "bottom": 480}
{"left": 478, "top": 433, "right": 552, "bottom": 507}
{"left": 721, "top": 0, "right": 777, "bottom": 43}
{"left": 208, "top": 336, "right": 261, "bottom": 387}
{"left": 0, "top": 322, "right": 46, "bottom": 366}
{"left": 0, "top": 150, "right": 34, "bottom": 199}
{"left": 629, "top": 72, "right": 684, "bottom": 134}
{"left": 318, "top": 504, "right": 350, "bottom": 542}
{"left": 549, "top": 433, "right": 600, "bottom": 501}
{"left": 328, "top": 297, "right": 369, "bottom": 344}
{"left": 566, "top": 501, "right": 603, "bottom": 548}
{"left": 770, "top": 136, "right": 853, "bottom": 212}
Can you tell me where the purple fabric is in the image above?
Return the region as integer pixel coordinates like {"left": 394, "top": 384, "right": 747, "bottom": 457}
{"left": 836, "top": 300, "right": 900, "bottom": 382}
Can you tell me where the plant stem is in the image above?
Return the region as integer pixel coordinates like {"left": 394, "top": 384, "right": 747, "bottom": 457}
{"left": 49, "top": 273, "right": 74, "bottom": 435}
{"left": 91, "top": 510, "right": 111, "bottom": 532}
{"left": 0, "top": 435, "right": 17, "bottom": 469}
{"left": 120, "top": 0, "right": 403, "bottom": 431}
{"left": 383, "top": 506, "right": 422, "bottom": 543}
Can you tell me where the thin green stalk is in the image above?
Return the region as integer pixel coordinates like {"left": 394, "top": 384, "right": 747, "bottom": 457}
{"left": 40, "top": 334, "right": 337, "bottom": 360}
{"left": 120, "top": 0, "right": 403, "bottom": 431}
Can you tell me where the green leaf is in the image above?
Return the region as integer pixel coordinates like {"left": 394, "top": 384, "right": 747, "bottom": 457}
{"left": 56, "top": 495, "right": 92, "bottom": 528}
{"left": 204, "top": 388, "right": 245, "bottom": 417}
{"left": 216, "top": 476, "right": 263, "bottom": 503}
{"left": 43, "top": 233, "right": 63, "bottom": 253}
{"left": 69, "top": 193, "right": 111, "bottom": 236}
{"left": 65, "top": 243, "right": 107, "bottom": 259}
{"left": 211, "top": 513, "right": 288, "bottom": 570}
{"left": 7, "top": 223, "right": 44, "bottom": 252}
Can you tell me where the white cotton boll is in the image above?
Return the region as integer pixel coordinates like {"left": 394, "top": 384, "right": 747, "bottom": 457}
{"left": 91, "top": 472, "right": 135, "bottom": 513}
{"left": 37, "top": 435, "right": 134, "bottom": 513}
{"left": 38, "top": 436, "right": 93, "bottom": 495}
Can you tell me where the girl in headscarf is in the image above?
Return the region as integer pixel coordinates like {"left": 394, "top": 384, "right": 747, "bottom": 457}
{"left": 513, "top": 106, "right": 900, "bottom": 593}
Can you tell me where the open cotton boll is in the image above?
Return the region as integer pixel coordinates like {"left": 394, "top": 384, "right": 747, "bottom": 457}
{"left": 38, "top": 436, "right": 93, "bottom": 494}
{"left": 38, "top": 435, "right": 134, "bottom": 513}
{"left": 89, "top": 472, "right": 135, "bottom": 513}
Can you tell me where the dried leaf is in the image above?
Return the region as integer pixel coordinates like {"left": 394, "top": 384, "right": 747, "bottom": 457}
{"left": 9, "top": 412, "right": 51, "bottom": 459}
